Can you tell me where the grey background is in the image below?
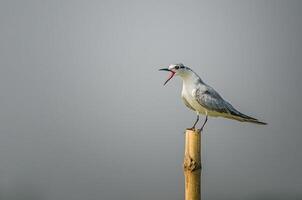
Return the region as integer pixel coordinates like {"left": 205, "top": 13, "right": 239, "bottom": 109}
{"left": 0, "top": 0, "right": 301, "bottom": 200}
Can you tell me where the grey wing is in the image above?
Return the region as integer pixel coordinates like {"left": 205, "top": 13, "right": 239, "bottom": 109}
{"left": 194, "top": 86, "right": 231, "bottom": 114}
{"left": 194, "top": 85, "right": 266, "bottom": 124}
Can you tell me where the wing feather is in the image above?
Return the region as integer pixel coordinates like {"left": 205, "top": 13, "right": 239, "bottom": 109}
{"left": 194, "top": 87, "right": 230, "bottom": 114}
{"left": 194, "top": 86, "right": 267, "bottom": 124}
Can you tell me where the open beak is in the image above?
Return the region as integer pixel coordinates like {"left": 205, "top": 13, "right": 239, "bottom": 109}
{"left": 159, "top": 68, "right": 176, "bottom": 85}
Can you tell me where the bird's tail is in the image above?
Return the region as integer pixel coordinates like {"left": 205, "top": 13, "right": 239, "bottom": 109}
{"left": 227, "top": 110, "right": 267, "bottom": 125}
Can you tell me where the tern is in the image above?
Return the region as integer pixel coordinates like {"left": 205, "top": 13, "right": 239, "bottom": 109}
{"left": 159, "top": 63, "right": 266, "bottom": 132}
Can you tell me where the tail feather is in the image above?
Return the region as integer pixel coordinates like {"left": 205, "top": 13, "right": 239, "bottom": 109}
{"left": 228, "top": 110, "right": 267, "bottom": 125}
{"left": 242, "top": 118, "right": 267, "bottom": 125}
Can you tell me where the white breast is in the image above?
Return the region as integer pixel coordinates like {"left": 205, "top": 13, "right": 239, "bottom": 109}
{"left": 181, "top": 83, "right": 207, "bottom": 115}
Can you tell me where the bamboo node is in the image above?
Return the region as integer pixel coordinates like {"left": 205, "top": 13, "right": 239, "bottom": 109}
{"left": 183, "top": 155, "right": 201, "bottom": 172}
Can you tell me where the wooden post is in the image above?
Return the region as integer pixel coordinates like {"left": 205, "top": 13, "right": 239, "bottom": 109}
{"left": 183, "top": 129, "right": 201, "bottom": 200}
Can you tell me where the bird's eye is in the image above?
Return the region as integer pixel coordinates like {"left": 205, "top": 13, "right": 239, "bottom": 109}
{"left": 180, "top": 66, "right": 184, "bottom": 69}
{"left": 175, "top": 66, "right": 179, "bottom": 69}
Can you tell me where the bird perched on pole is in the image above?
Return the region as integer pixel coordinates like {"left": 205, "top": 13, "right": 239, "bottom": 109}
{"left": 159, "top": 63, "right": 266, "bottom": 132}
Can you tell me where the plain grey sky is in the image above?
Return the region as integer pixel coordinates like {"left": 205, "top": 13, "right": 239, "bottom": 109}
{"left": 0, "top": 0, "right": 302, "bottom": 200}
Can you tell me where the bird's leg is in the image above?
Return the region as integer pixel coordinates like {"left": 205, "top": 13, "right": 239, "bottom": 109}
{"left": 199, "top": 114, "right": 208, "bottom": 133}
{"left": 189, "top": 115, "right": 199, "bottom": 131}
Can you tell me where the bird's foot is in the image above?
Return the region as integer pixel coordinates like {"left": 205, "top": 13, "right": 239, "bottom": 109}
{"left": 186, "top": 127, "right": 200, "bottom": 133}
{"left": 187, "top": 127, "right": 195, "bottom": 131}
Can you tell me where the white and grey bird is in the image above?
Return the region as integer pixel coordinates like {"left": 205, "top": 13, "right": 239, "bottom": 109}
{"left": 159, "top": 63, "right": 266, "bottom": 132}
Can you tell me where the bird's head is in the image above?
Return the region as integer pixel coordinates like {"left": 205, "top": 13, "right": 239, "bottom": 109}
{"left": 159, "top": 63, "right": 192, "bottom": 85}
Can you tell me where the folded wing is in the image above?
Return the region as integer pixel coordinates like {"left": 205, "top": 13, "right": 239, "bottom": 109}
{"left": 194, "top": 86, "right": 266, "bottom": 125}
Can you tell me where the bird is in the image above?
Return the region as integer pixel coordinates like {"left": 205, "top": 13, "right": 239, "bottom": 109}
{"left": 159, "top": 63, "right": 266, "bottom": 132}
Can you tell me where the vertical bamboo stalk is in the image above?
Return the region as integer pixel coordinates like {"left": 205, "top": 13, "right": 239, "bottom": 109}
{"left": 183, "top": 129, "right": 201, "bottom": 200}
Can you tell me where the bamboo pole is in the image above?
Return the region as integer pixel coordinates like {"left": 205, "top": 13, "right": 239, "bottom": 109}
{"left": 183, "top": 129, "right": 201, "bottom": 200}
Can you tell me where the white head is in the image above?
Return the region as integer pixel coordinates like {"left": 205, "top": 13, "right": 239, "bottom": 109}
{"left": 159, "top": 63, "right": 194, "bottom": 85}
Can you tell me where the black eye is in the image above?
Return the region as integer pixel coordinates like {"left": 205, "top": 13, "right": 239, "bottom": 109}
{"left": 175, "top": 66, "right": 179, "bottom": 69}
{"left": 180, "top": 66, "right": 185, "bottom": 69}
